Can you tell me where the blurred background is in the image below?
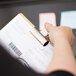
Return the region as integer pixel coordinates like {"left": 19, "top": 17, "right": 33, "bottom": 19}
{"left": 0, "top": 0, "right": 76, "bottom": 76}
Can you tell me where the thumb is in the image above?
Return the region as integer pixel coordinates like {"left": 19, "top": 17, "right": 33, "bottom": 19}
{"left": 45, "top": 23, "right": 53, "bottom": 32}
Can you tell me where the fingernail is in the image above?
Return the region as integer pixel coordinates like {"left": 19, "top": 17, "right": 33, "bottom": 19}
{"left": 74, "top": 36, "right": 75, "bottom": 40}
{"left": 45, "top": 23, "right": 49, "bottom": 28}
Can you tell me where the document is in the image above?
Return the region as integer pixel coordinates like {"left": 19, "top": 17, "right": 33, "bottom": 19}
{"left": 0, "top": 13, "right": 54, "bottom": 73}
{"left": 60, "top": 11, "right": 76, "bottom": 29}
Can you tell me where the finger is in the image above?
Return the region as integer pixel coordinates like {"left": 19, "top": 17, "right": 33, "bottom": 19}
{"left": 71, "top": 38, "right": 74, "bottom": 50}
{"left": 45, "top": 23, "right": 53, "bottom": 32}
{"left": 72, "top": 35, "right": 75, "bottom": 50}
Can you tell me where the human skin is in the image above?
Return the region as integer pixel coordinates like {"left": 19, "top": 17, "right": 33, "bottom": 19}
{"left": 44, "top": 23, "right": 76, "bottom": 75}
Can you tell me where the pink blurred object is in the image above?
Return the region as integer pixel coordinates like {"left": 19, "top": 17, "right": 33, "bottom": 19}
{"left": 39, "top": 13, "right": 56, "bottom": 36}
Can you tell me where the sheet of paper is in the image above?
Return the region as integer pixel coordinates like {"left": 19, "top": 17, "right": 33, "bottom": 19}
{"left": 0, "top": 14, "right": 54, "bottom": 73}
{"left": 39, "top": 13, "right": 56, "bottom": 36}
{"left": 60, "top": 11, "right": 76, "bottom": 29}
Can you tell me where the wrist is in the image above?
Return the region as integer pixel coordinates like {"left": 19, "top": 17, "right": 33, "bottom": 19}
{"left": 54, "top": 36, "right": 70, "bottom": 47}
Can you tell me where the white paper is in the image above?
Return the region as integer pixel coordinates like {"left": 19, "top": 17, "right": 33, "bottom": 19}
{"left": 0, "top": 14, "right": 53, "bottom": 73}
{"left": 39, "top": 13, "right": 56, "bottom": 36}
{"left": 60, "top": 11, "right": 76, "bottom": 29}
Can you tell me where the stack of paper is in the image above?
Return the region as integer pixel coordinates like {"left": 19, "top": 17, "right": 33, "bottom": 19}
{"left": 60, "top": 11, "right": 76, "bottom": 29}
{"left": 39, "top": 13, "right": 56, "bottom": 36}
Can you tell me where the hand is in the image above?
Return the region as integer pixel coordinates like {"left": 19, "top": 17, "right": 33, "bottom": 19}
{"left": 45, "top": 23, "right": 75, "bottom": 49}
{"left": 44, "top": 23, "right": 76, "bottom": 75}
